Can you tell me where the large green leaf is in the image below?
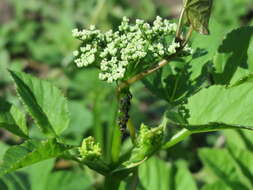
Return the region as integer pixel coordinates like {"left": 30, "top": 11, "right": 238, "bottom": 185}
{"left": 0, "top": 159, "right": 94, "bottom": 190}
{"left": 224, "top": 129, "right": 253, "bottom": 152}
{"left": 0, "top": 172, "right": 30, "bottom": 190}
{"left": 0, "top": 142, "right": 9, "bottom": 161}
{"left": 185, "top": 0, "right": 213, "bottom": 34}
{"left": 119, "top": 157, "right": 197, "bottom": 190}
{"left": 227, "top": 145, "right": 253, "bottom": 188}
{"left": 213, "top": 26, "right": 253, "bottom": 85}
{"left": 0, "top": 159, "right": 55, "bottom": 190}
{"left": 45, "top": 170, "right": 93, "bottom": 190}
{"left": 199, "top": 148, "right": 251, "bottom": 190}
{"left": 142, "top": 59, "right": 209, "bottom": 105}
{"left": 171, "top": 161, "right": 198, "bottom": 190}
{"left": 9, "top": 70, "right": 70, "bottom": 137}
{"left": 137, "top": 157, "right": 197, "bottom": 190}
{"left": 0, "top": 139, "right": 73, "bottom": 177}
{"left": 189, "top": 18, "right": 232, "bottom": 80}
{"left": 24, "top": 159, "right": 55, "bottom": 190}
{"left": 0, "top": 100, "right": 28, "bottom": 138}
{"left": 201, "top": 181, "right": 232, "bottom": 190}
{"left": 168, "top": 82, "right": 253, "bottom": 133}
{"left": 63, "top": 100, "right": 93, "bottom": 145}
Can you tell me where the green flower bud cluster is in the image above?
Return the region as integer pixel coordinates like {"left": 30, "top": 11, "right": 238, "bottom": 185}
{"left": 137, "top": 124, "right": 164, "bottom": 151}
{"left": 117, "top": 124, "right": 164, "bottom": 170}
{"left": 73, "top": 16, "right": 193, "bottom": 83}
{"left": 79, "top": 136, "right": 102, "bottom": 161}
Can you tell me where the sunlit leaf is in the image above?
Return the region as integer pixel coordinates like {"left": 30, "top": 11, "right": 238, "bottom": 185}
{"left": 167, "top": 82, "right": 253, "bottom": 132}
{"left": 138, "top": 157, "right": 197, "bottom": 190}
{"left": 201, "top": 181, "right": 232, "bottom": 190}
{"left": 9, "top": 70, "right": 70, "bottom": 137}
{"left": 199, "top": 148, "right": 252, "bottom": 190}
{"left": 213, "top": 26, "right": 253, "bottom": 85}
{"left": 0, "top": 139, "right": 73, "bottom": 177}
{"left": 0, "top": 100, "right": 28, "bottom": 138}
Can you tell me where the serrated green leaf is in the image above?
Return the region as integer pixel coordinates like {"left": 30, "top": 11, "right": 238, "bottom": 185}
{"left": 9, "top": 70, "right": 70, "bottom": 137}
{"left": 142, "top": 60, "right": 208, "bottom": 105}
{"left": 0, "top": 142, "right": 9, "bottom": 161}
{"left": 189, "top": 18, "right": 232, "bottom": 80}
{"left": 227, "top": 145, "right": 253, "bottom": 187}
{"left": 0, "top": 100, "right": 28, "bottom": 138}
{"left": 137, "top": 157, "right": 197, "bottom": 190}
{"left": 185, "top": 0, "right": 213, "bottom": 34}
{"left": 45, "top": 170, "right": 93, "bottom": 190}
{"left": 213, "top": 26, "right": 253, "bottom": 85}
{"left": 199, "top": 148, "right": 251, "bottom": 190}
{"left": 224, "top": 129, "right": 253, "bottom": 152}
{"left": 168, "top": 82, "right": 253, "bottom": 133}
{"left": 138, "top": 157, "right": 171, "bottom": 190}
{"left": 201, "top": 181, "right": 232, "bottom": 190}
{"left": 0, "top": 139, "right": 73, "bottom": 177}
{"left": 0, "top": 172, "right": 30, "bottom": 190}
{"left": 24, "top": 159, "right": 55, "bottom": 190}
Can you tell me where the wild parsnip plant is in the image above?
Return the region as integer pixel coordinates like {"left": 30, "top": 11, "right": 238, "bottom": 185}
{"left": 1, "top": 0, "right": 253, "bottom": 189}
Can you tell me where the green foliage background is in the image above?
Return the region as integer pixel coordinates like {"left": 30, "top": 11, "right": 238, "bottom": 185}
{"left": 0, "top": 0, "right": 253, "bottom": 189}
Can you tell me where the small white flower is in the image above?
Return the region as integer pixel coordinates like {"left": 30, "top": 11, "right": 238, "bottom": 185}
{"left": 89, "top": 25, "right": 95, "bottom": 30}
{"left": 72, "top": 28, "right": 79, "bottom": 37}
{"left": 73, "top": 50, "right": 79, "bottom": 56}
{"left": 87, "top": 54, "right": 95, "bottom": 64}
{"left": 73, "top": 16, "right": 191, "bottom": 83}
{"left": 168, "top": 41, "right": 180, "bottom": 54}
{"left": 136, "top": 19, "right": 144, "bottom": 25}
{"left": 99, "top": 73, "right": 106, "bottom": 80}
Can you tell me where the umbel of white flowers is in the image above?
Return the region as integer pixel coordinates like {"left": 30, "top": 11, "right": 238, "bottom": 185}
{"left": 72, "top": 16, "right": 192, "bottom": 83}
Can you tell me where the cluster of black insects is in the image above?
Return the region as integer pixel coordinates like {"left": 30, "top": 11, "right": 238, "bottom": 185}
{"left": 117, "top": 88, "right": 132, "bottom": 133}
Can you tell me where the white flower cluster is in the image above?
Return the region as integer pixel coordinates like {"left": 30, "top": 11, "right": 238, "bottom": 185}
{"left": 72, "top": 16, "right": 193, "bottom": 83}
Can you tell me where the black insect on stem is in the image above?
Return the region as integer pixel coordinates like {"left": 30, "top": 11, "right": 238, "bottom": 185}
{"left": 117, "top": 87, "right": 132, "bottom": 134}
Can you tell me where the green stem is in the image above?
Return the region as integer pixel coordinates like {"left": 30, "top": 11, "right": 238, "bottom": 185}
{"left": 127, "top": 119, "right": 136, "bottom": 145}
{"left": 118, "top": 59, "right": 170, "bottom": 92}
{"left": 104, "top": 175, "right": 121, "bottom": 190}
{"left": 130, "top": 168, "right": 139, "bottom": 190}
{"left": 162, "top": 128, "right": 191, "bottom": 149}
{"left": 176, "top": 0, "right": 189, "bottom": 39}
{"left": 106, "top": 95, "right": 118, "bottom": 162}
{"left": 182, "top": 25, "right": 193, "bottom": 47}
{"left": 111, "top": 124, "right": 122, "bottom": 165}
{"left": 93, "top": 92, "right": 105, "bottom": 149}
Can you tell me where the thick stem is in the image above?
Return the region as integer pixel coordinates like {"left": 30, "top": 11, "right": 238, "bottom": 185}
{"left": 104, "top": 175, "right": 121, "bottom": 190}
{"left": 111, "top": 122, "right": 122, "bottom": 165}
{"left": 162, "top": 128, "right": 191, "bottom": 149}
{"left": 130, "top": 169, "right": 139, "bottom": 190}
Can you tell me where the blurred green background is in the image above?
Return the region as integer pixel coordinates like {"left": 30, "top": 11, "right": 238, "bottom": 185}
{"left": 0, "top": 0, "right": 253, "bottom": 189}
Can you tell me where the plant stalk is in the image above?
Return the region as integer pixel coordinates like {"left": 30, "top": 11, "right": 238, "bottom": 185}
{"left": 182, "top": 25, "right": 193, "bottom": 47}
{"left": 118, "top": 59, "right": 169, "bottom": 92}
{"left": 130, "top": 168, "right": 139, "bottom": 190}
{"left": 127, "top": 119, "right": 137, "bottom": 144}
{"left": 162, "top": 128, "right": 191, "bottom": 149}
{"left": 104, "top": 175, "right": 121, "bottom": 190}
{"left": 176, "top": 0, "right": 189, "bottom": 39}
